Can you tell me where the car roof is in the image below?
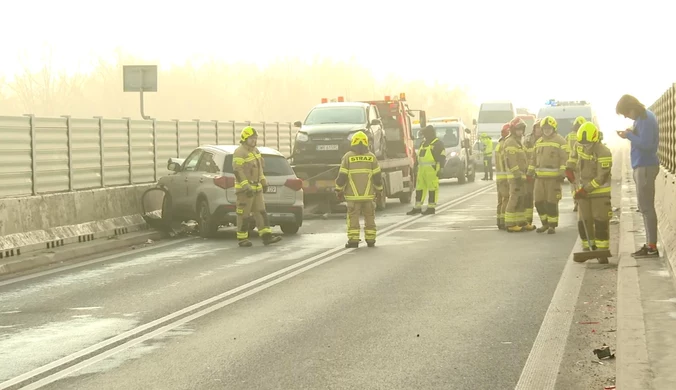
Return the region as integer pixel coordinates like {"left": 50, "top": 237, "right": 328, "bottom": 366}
{"left": 200, "top": 145, "right": 285, "bottom": 157}
{"left": 313, "top": 102, "right": 369, "bottom": 108}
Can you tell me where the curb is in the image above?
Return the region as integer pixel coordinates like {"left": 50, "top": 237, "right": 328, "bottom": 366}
{"left": 0, "top": 230, "right": 165, "bottom": 277}
{"left": 616, "top": 150, "right": 654, "bottom": 390}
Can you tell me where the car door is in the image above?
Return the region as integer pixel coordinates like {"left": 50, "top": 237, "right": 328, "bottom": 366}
{"left": 186, "top": 151, "right": 221, "bottom": 215}
{"left": 171, "top": 149, "right": 203, "bottom": 216}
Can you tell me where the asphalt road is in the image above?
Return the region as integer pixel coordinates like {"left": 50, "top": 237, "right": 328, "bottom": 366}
{"left": 0, "top": 176, "right": 580, "bottom": 390}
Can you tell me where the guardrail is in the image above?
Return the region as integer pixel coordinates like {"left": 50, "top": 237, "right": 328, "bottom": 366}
{"left": 0, "top": 115, "right": 295, "bottom": 198}
{"left": 650, "top": 83, "right": 676, "bottom": 174}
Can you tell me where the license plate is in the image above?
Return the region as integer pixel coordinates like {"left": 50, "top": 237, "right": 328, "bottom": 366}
{"left": 316, "top": 144, "right": 339, "bottom": 151}
{"left": 316, "top": 180, "right": 335, "bottom": 189}
{"left": 265, "top": 186, "right": 277, "bottom": 194}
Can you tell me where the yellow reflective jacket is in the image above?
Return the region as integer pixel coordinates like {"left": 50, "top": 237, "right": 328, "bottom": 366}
{"left": 335, "top": 151, "right": 384, "bottom": 201}
{"left": 232, "top": 144, "right": 266, "bottom": 193}
{"left": 528, "top": 133, "right": 568, "bottom": 178}
{"left": 502, "top": 135, "right": 528, "bottom": 179}
{"left": 571, "top": 142, "right": 612, "bottom": 197}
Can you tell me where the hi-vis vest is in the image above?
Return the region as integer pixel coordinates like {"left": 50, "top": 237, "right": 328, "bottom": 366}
{"left": 233, "top": 145, "right": 266, "bottom": 192}
{"left": 418, "top": 138, "right": 442, "bottom": 172}
{"left": 336, "top": 151, "right": 383, "bottom": 201}
{"left": 528, "top": 133, "right": 568, "bottom": 178}
{"left": 574, "top": 142, "right": 613, "bottom": 197}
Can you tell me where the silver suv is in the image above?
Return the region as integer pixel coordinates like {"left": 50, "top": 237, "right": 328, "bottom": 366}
{"left": 159, "top": 145, "right": 304, "bottom": 238}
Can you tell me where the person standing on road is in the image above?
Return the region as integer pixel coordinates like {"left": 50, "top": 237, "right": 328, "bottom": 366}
{"left": 523, "top": 119, "right": 543, "bottom": 228}
{"left": 616, "top": 94, "right": 661, "bottom": 258}
{"left": 568, "top": 122, "right": 613, "bottom": 257}
{"left": 480, "top": 133, "right": 494, "bottom": 180}
{"left": 567, "top": 116, "right": 586, "bottom": 212}
{"left": 503, "top": 118, "right": 535, "bottom": 232}
{"left": 407, "top": 125, "right": 446, "bottom": 216}
{"left": 335, "top": 131, "right": 384, "bottom": 248}
{"left": 233, "top": 126, "right": 283, "bottom": 248}
{"left": 495, "top": 123, "right": 512, "bottom": 230}
{"left": 529, "top": 116, "right": 568, "bottom": 234}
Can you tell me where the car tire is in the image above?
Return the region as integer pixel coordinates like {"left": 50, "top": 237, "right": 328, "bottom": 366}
{"left": 457, "top": 166, "right": 467, "bottom": 184}
{"left": 197, "top": 199, "right": 218, "bottom": 238}
{"left": 467, "top": 166, "right": 476, "bottom": 182}
{"left": 280, "top": 223, "right": 300, "bottom": 235}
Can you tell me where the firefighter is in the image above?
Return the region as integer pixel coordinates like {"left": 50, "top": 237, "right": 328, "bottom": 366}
{"left": 523, "top": 119, "right": 543, "bottom": 227}
{"left": 495, "top": 123, "right": 512, "bottom": 230}
{"left": 335, "top": 131, "right": 384, "bottom": 248}
{"left": 407, "top": 125, "right": 446, "bottom": 215}
{"left": 568, "top": 122, "right": 613, "bottom": 258}
{"left": 567, "top": 116, "right": 586, "bottom": 211}
{"left": 480, "top": 133, "right": 494, "bottom": 180}
{"left": 528, "top": 116, "right": 568, "bottom": 234}
{"left": 503, "top": 118, "right": 535, "bottom": 232}
{"left": 233, "top": 126, "right": 283, "bottom": 247}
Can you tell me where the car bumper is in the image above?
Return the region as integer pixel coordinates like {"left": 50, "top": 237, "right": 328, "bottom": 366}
{"left": 292, "top": 139, "right": 352, "bottom": 164}
{"left": 212, "top": 204, "right": 304, "bottom": 227}
{"left": 440, "top": 157, "right": 463, "bottom": 178}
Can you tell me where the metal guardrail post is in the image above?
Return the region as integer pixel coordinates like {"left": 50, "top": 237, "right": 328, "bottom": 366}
{"left": 61, "top": 115, "right": 73, "bottom": 191}
{"left": 262, "top": 121, "right": 267, "bottom": 146}
{"left": 194, "top": 119, "right": 201, "bottom": 146}
{"left": 288, "top": 122, "right": 293, "bottom": 157}
{"left": 152, "top": 118, "right": 158, "bottom": 182}
{"left": 231, "top": 120, "right": 236, "bottom": 143}
{"left": 275, "top": 122, "right": 280, "bottom": 150}
{"left": 23, "top": 114, "right": 36, "bottom": 195}
{"left": 213, "top": 120, "right": 220, "bottom": 144}
{"left": 173, "top": 119, "right": 180, "bottom": 157}
{"left": 94, "top": 116, "right": 104, "bottom": 187}
{"left": 123, "top": 117, "right": 132, "bottom": 184}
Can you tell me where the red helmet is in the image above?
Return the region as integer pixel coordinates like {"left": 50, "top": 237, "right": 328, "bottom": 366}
{"left": 509, "top": 117, "right": 526, "bottom": 131}
{"left": 501, "top": 123, "right": 511, "bottom": 138}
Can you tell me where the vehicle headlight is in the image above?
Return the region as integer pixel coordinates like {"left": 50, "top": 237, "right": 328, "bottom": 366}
{"left": 450, "top": 151, "right": 458, "bottom": 157}
{"left": 296, "top": 132, "right": 309, "bottom": 142}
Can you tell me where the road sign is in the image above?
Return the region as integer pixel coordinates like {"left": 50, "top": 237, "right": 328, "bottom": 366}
{"left": 123, "top": 65, "right": 158, "bottom": 93}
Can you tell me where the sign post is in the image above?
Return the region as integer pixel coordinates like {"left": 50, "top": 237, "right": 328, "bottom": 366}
{"left": 123, "top": 65, "right": 158, "bottom": 120}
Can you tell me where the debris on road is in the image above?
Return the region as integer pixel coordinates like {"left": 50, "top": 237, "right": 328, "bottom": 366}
{"left": 593, "top": 344, "right": 615, "bottom": 360}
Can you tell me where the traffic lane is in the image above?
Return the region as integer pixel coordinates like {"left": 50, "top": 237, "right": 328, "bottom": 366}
{"left": 44, "top": 187, "right": 578, "bottom": 390}
{"left": 0, "top": 181, "right": 491, "bottom": 383}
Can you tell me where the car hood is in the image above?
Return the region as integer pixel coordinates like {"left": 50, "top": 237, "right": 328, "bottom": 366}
{"left": 300, "top": 123, "right": 367, "bottom": 134}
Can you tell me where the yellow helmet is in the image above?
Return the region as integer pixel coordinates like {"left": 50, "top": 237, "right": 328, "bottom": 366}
{"left": 573, "top": 116, "right": 586, "bottom": 127}
{"left": 576, "top": 122, "right": 599, "bottom": 144}
{"left": 350, "top": 131, "right": 369, "bottom": 147}
{"left": 240, "top": 126, "right": 258, "bottom": 143}
{"left": 540, "top": 116, "right": 557, "bottom": 130}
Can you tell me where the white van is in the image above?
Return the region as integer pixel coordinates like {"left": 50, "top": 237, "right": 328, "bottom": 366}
{"left": 473, "top": 101, "right": 517, "bottom": 142}
{"left": 536, "top": 100, "right": 599, "bottom": 137}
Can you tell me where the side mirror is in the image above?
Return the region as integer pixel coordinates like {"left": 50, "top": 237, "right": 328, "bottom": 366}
{"left": 293, "top": 121, "right": 302, "bottom": 128}
{"left": 419, "top": 111, "right": 427, "bottom": 128}
{"left": 472, "top": 119, "right": 477, "bottom": 125}
{"left": 168, "top": 162, "right": 182, "bottom": 172}
{"left": 370, "top": 119, "right": 381, "bottom": 126}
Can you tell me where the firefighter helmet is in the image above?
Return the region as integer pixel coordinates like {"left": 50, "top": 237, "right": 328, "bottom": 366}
{"left": 240, "top": 126, "right": 258, "bottom": 143}
{"left": 509, "top": 117, "right": 526, "bottom": 131}
{"left": 501, "top": 123, "right": 511, "bottom": 137}
{"left": 576, "top": 122, "right": 599, "bottom": 144}
{"left": 540, "top": 116, "right": 557, "bottom": 130}
{"left": 350, "top": 131, "right": 369, "bottom": 147}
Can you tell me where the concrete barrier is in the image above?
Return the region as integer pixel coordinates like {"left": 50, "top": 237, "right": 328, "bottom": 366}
{"left": 0, "top": 184, "right": 163, "bottom": 260}
{"left": 656, "top": 168, "right": 676, "bottom": 274}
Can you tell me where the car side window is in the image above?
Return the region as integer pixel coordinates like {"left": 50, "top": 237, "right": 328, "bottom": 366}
{"left": 182, "top": 150, "right": 203, "bottom": 172}
{"left": 370, "top": 106, "right": 378, "bottom": 123}
{"left": 196, "top": 152, "right": 221, "bottom": 173}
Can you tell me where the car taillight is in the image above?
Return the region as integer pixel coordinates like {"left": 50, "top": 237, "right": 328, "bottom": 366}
{"left": 214, "top": 176, "right": 235, "bottom": 189}
{"left": 284, "top": 178, "right": 303, "bottom": 191}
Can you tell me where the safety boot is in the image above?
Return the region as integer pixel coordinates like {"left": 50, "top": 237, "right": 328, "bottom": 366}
{"left": 547, "top": 227, "right": 556, "bottom": 234}
{"left": 422, "top": 208, "right": 436, "bottom": 215}
{"left": 345, "top": 240, "right": 359, "bottom": 248}
{"left": 536, "top": 224, "right": 549, "bottom": 233}
{"left": 366, "top": 240, "right": 376, "bottom": 248}
{"left": 507, "top": 226, "right": 523, "bottom": 233}
{"left": 238, "top": 239, "right": 253, "bottom": 248}
{"left": 523, "top": 224, "right": 536, "bottom": 231}
{"left": 406, "top": 208, "right": 421, "bottom": 216}
{"left": 261, "top": 234, "right": 282, "bottom": 246}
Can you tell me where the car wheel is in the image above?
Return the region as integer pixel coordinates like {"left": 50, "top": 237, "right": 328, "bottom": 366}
{"left": 457, "top": 166, "right": 467, "bottom": 184}
{"left": 280, "top": 223, "right": 300, "bottom": 235}
{"left": 197, "top": 199, "right": 218, "bottom": 238}
{"left": 467, "top": 166, "right": 476, "bottom": 182}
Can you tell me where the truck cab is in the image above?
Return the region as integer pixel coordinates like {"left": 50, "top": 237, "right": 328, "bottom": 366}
{"left": 292, "top": 99, "right": 386, "bottom": 165}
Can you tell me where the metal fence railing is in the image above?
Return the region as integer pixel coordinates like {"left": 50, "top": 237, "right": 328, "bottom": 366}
{"left": 0, "top": 115, "right": 295, "bottom": 198}
{"left": 650, "top": 83, "right": 676, "bottom": 174}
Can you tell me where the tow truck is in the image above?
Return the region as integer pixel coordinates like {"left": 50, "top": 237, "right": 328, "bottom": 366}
{"left": 291, "top": 93, "right": 426, "bottom": 213}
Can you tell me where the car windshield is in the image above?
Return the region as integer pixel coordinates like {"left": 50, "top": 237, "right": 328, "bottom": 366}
{"left": 414, "top": 126, "right": 460, "bottom": 148}
{"left": 304, "top": 107, "right": 366, "bottom": 125}
{"left": 224, "top": 154, "right": 295, "bottom": 176}
{"left": 478, "top": 110, "right": 514, "bottom": 124}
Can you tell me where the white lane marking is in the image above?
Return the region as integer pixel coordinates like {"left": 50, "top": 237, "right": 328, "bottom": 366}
{"left": 0, "top": 238, "right": 195, "bottom": 288}
{"left": 3, "top": 184, "right": 495, "bottom": 389}
{"left": 514, "top": 238, "right": 586, "bottom": 389}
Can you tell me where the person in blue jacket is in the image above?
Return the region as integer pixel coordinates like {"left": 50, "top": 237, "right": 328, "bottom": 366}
{"left": 616, "top": 94, "right": 661, "bottom": 258}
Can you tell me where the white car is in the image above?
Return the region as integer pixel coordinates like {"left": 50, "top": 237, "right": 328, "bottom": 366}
{"left": 159, "top": 145, "right": 304, "bottom": 238}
